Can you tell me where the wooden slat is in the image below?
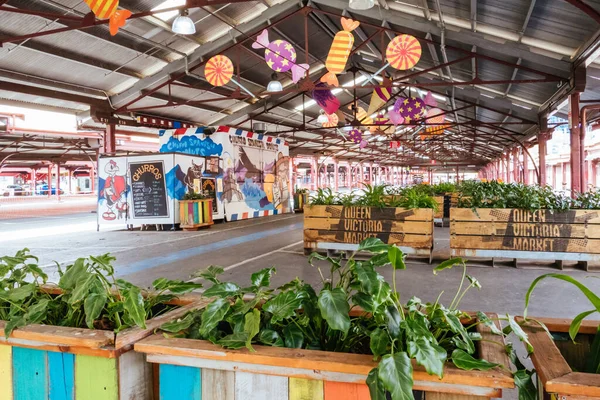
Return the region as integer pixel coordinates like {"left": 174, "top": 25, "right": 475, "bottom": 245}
{"left": 304, "top": 230, "right": 433, "bottom": 248}
{"left": 75, "top": 355, "right": 119, "bottom": 400}
{"left": 135, "top": 336, "right": 514, "bottom": 389}
{"left": 48, "top": 351, "right": 75, "bottom": 400}
{"left": 475, "top": 313, "right": 512, "bottom": 378}
{"left": 425, "top": 394, "right": 483, "bottom": 400}
{"left": 303, "top": 218, "right": 433, "bottom": 234}
{"left": 450, "top": 235, "right": 600, "bottom": 254}
{"left": 118, "top": 350, "right": 152, "bottom": 400}
{"left": 522, "top": 323, "right": 572, "bottom": 387}
{"left": 159, "top": 363, "right": 201, "bottom": 400}
{"left": 235, "top": 372, "right": 289, "bottom": 400}
{"left": 451, "top": 221, "right": 600, "bottom": 239}
{"left": 202, "top": 369, "right": 235, "bottom": 400}
{"left": 13, "top": 347, "right": 49, "bottom": 399}
{"left": 530, "top": 317, "right": 599, "bottom": 336}
{"left": 0, "top": 345, "right": 12, "bottom": 400}
{"left": 548, "top": 372, "right": 600, "bottom": 398}
{"left": 323, "top": 381, "right": 369, "bottom": 400}
{"left": 304, "top": 205, "right": 433, "bottom": 221}
{"left": 451, "top": 208, "right": 600, "bottom": 224}
{"left": 115, "top": 297, "right": 212, "bottom": 349}
{"left": 289, "top": 378, "right": 324, "bottom": 400}
{"left": 0, "top": 321, "right": 114, "bottom": 349}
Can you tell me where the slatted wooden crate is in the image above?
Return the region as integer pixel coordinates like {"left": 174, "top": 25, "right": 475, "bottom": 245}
{"left": 450, "top": 208, "right": 600, "bottom": 265}
{"left": 293, "top": 192, "right": 309, "bottom": 213}
{"left": 433, "top": 196, "right": 444, "bottom": 220}
{"left": 522, "top": 317, "right": 600, "bottom": 399}
{"left": 179, "top": 199, "right": 214, "bottom": 231}
{"left": 135, "top": 313, "right": 513, "bottom": 400}
{"left": 304, "top": 205, "right": 434, "bottom": 259}
{"left": 0, "top": 296, "right": 209, "bottom": 400}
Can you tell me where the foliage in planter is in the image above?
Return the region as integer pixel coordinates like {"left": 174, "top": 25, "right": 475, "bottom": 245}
{"left": 295, "top": 187, "right": 309, "bottom": 195}
{"left": 182, "top": 190, "right": 210, "bottom": 200}
{"left": 0, "top": 249, "right": 202, "bottom": 337}
{"left": 161, "top": 239, "right": 531, "bottom": 399}
{"left": 309, "top": 184, "right": 439, "bottom": 210}
{"left": 525, "top": 273, "right": 600, "bottom": 374}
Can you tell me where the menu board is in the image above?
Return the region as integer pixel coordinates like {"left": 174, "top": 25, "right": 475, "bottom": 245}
{"left": 129, "top": 161, "right": 168, "bottom": 218}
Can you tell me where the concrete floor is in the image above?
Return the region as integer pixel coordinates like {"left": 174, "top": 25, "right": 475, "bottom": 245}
{"left": 3, "top": 210, "right": 600, "bottom": 399}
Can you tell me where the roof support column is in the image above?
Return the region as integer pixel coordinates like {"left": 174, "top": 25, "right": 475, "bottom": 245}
{"left": 522, "top": 147, "right": 529, "bottom": 185}
{"left": 56, "top": 163, "right": 61, "bottom": 200}
{"left": 538, "top": 131, "right": 550, "bottom": 186}
{"left": 47, "top": 164, "right": 52, "bottom": 198}
{"left": 334, "top": 160, "right": 339, "bottom": 192}
{"left": 104, "top": 123, "right": 116, "bottom": 154}
{"left": 512, "top": 148, "right": 519, "bottom": 183}
{"left": 310, "top": 158, "right": 316, "bottom": 191}
{"left": 570, "top": 93, "right": 582, "bottom": 196}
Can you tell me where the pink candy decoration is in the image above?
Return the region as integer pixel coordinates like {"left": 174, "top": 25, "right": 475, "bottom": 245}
{"left": 253, "top": 30, "right": 309, "bottom": 83}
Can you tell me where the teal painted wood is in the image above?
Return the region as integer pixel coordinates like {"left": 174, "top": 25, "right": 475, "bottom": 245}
{"left": 48, "top": 352, "right": 74, "bottom": 400}
{"left": 13, "top": 347, "right": 49, "bottom": 400}
{"left": 159, "top": 364, "right": 201, "bottom": 400}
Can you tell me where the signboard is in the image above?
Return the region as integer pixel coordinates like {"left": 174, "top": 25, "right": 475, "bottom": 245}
{"left": 129, "top": 161, "right": 168, "bottom": 218}
{"left": 389, "top": 141, "right": 401, "bottom": 149}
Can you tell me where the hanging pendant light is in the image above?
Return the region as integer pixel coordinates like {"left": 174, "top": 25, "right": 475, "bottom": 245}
{"left": 349, "top": 0, "right": 375, "bottom": 10}
{"left": 172, "top": 9, "right": 196, "bottom": 35}
{"left": 267, "top": 73, "right": 283, "bottom": 92}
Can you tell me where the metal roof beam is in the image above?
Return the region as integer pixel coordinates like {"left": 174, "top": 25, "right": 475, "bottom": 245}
{"left": 0, "top": 81, "right": 108, "bottom": 109}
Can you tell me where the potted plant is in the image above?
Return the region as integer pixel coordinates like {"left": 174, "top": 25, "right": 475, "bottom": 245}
{"left": 180, "top": 190, "right": 214, "bottom": 231}
{"left": 0, "top": 249, "right": 205, "bottom": 400}
{"left": 135, "top": 240, "right": 531, "bottom": 400}
{"left": 304, "top": 185, "right": 438, "bottom": 261}
{"left": 521, "top": 273, "right": 600, "bottom": 399}
{"left": 450, "top": 181, "right": 600, "bottom": 268}
{"left": 293, "top": 187, "right": 309, "bottom": 212}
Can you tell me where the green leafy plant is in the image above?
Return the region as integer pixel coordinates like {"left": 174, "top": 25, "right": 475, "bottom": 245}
{"left": 310, "top": 188, "right": 337, "bottom": 205}
{"left": 161, "top": 239, "right": 531, "bottom": 399}
{"left": 182, "top": 190, "right": 210, "bottom": 200}
{"left": 0, "top": 249, "right": 202, "bottom": 337}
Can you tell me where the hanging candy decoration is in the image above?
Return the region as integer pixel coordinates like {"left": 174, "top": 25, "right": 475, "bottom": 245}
{"left": 350, "top": 105, "right": 375, "bottom": 131}
{"left": 424, "top": 91, "right": 437, "bottom": 107}
{"left": 84, "top": 0, "right": 131, "bottom": 36}
{"left": 313, "top": 83, "right": 340, "bottom": 114}
{"left": 363, "top": 34, "right": 422, "bottom": 85}
{"left": 321, "top": 113, "right": 339, "bottom": 128}
{"left": 205, "top": 55, "right": 234, "bottom": 87}
{"left": 321, "top": 18, "right": 360, "bottom": 87}
{"left": 389, "top": 96, "right": 426, "bottom": 125}
{"left": 252, "top": 30, "right": 309, "bottom": 84}
{"left": 425, "top": 108, "right": 447, "bottom": 136}
{"left": 374, "top": 115, "right": 394, "bottom": 135}
{"left": 359, "top": 139, "right": 368, "bottom": 149}
{"left": 348, "top": 129, "right": 362, "bottom": 144}
{"left": 367, "top": 76, "right": 393, "bottom": 116}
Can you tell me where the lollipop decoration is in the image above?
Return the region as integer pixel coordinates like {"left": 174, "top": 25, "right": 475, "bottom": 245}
{"left": 313, "top": 83, "right": 340, "bottom": 114}
{"left": 363, "top": 34, "right": 422, "bottom": 85}
{"left": 252, "top": 30, "right": 309, "bottom": 84}
{"left": 205, "top": 55, "right": 255, "bottom": 97}
{"left": 321, "top": 18, "right": 361, "bottom": 87}
{"left": 321, "top": 113, "right": 339, "bottom": 128}
{"left": 84, "top": 0, "right": 131, "bottom": 36}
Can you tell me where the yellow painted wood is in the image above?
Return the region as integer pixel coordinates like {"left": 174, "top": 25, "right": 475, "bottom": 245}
{"left": 289, "top": 378, "right": 324, "bottom": 400}
{"left": 0, "top": 346, "right": 12, "bottom": 400}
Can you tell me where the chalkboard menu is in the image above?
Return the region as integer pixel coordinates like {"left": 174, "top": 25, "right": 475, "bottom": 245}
{"left": 129, "top": 161, "right": 168, "bottom": 218}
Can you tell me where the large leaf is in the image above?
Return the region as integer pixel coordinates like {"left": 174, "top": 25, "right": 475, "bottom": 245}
{"left": 353, "top": 263, "right": 382, "bottom": 295}
{"left": 251, "top": 268, "right": 276, "bottom": 289}
{"left": 218, "top": 333, "right": 248, "bottom": 349}
{"left": 370, "top": 328, "right": 390, "bottom": 360}
{"left": 408, "top": 337, "right": 446, "bottom": 377}
{"left": 569, "top": 310, "right": 596, "bottom": 342}
{"left": 58, "top": 258, "right": 87, "bottom": 290}
{"left": 433, "top": 258, "right": 465, "bottom": 275}
{"left": 388, "top": 246, "right": 406, "bottom": 270}
{"left": 258, "top": 329, "right": 284, "bottom": 347}
{"left": 124, "top": 286, "right": 146, "bottom": 329}
{"left": 160, "top": 313, "right": 195, "bottom": 333}
{"left": 385, "top": 305, "right": 402, "bottom": 338}
{"left": 451, "top": 349, "right": 499, "bottom": 371}
{"left": 352, "top": 292, "right": 376, "bottom": 313}
{"left": 318, "top": 288, "right": 350, "bottom": 334}
{"left": 4, "top": 316, "right": 25, "bottom": 338}
{"left": 586, "top": 328, "right": 600, "bottom": 373}
{"left": 203, "top": 282, "right": 241, "bottom": 298}
{"left": 507, "top": 314, "right": 533, "bottom": 354}
{"left": 243, "top": 309, "right": 261, "bottom": 351}
{"left": 476, "top": 311, "right": 503, "bottom": 335}
{"left": 444, "top": 311, "right": 474, "bottom": 354}
{"left": 152, "top": 278, "right": 202, "bottom": 295}
{"left": 24, "top": 298, "right": 50, "bottom": 324}
{"left": 368, "top": 252, "right": 391, "bottom": 268}
{"left": 200, "top": 298, "right": 230, "bottom": 337}
{"left": 83, "top": 292, "right": 107, "bottom": 329}
{"left": 283, "top": 323, "right": 304, "bottom": 348}
{"left": 193, "top": 266, "right": 224, "bottom": 284}
{"left": 263, "top": 290, "right": 304, "bottom": 323}
{"left": 513, "top": 369, "right": 537, "bottom": 400}
{"left": 68, "top": 274, "right": 97, "bottom": 305}
{"left": 377, "top": 352, "right": 414, "bottom": 400}
{"left": 366, "top": 368, "right": 387, "bottom": 400}
{"left": 358, "top": 238, "right": 389, "bottom": 254}
{"left": 7, "top": 283, "right": 35, "bottom": 302}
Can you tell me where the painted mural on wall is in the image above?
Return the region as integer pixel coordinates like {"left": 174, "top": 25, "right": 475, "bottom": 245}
{"left": 98, "top": 158, "right": 128, "bottom": 222}
{"left": 158, "top": 126, "right": 291, "bottom": 221}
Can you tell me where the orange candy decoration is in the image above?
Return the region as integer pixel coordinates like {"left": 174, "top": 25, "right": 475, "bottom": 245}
{"left": 205, "top": 55, "right": 234, "bottom": 87}
{"left": 386, "top": 35, "right": 422, "bottom": 70}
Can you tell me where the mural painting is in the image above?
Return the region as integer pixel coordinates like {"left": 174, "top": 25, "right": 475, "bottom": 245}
{"left": 98, "top": 159, "right": 128, "bottom": 222}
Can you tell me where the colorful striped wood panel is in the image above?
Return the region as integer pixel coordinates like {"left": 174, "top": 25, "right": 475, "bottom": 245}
{"left": 180, "top": 200, "right": 214, "bottom": 229}
{"left": 0, "top": 345, "right": 144, "bottom": 400}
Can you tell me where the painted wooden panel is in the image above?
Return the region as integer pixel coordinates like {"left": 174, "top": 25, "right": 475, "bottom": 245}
{"left": 75, "top": 354, "right": 118, "bottom": 400}
{"left": 451, "top": 208, "right": 600, "bottom": 224}
{"left": 202, "top": 368, "right": 234, "bottom": 400}
{"left": 0, "top": 346, "right": 13, "bottom": 400}
{"left": 304, "top": 218, "right": 433, "bottom": 234}
{"left": 13, "top": 347, "right": 48, "bottom": 400}
{"left": 235, "top": 372, "right": 289, "bottom": 400}
{"left": 304, "top": 230, "right": 433, "bottom": 248}
{"left": 48, "top": 351, "right": 75, "bottom": 400}
{"left": 159, "top": 364, "right": 201, "bottom": 400}
{"left": 450, "top": 234, "right": 600, "bottom": 254}
{"left": 289, "top": 378, "right": 324, "bottom": 400}
{"left": 323, "top": 381, "right": 370, "bottom": 400}
{"left": 304, "top": 205, "right": 433, "bottom": 221}
{"left": 118, "top": 350, "right": 152, "bottom": 400}
{"left": 425, "top": 394, "right": 482, "bottom": 400}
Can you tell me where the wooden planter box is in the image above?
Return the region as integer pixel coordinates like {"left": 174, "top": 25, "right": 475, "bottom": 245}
{"left": 433, "top": 196, "right": 444, "bottom": 221}
{"left": 304, "top": 205, "right": 434, "bottom": 261}
{"left": 135, "top": 312, "right": 513, "bottom": 400}
{"left": 522, "top": 317, "right": 600, "bottom": 399}
{"left": 450, "top": 208, "right": 600, "bottom": 268}
{"left": 0, "top": 295, "right": 210, "bottom": 400}
{"left": 179, "top": 199, "right": 214, "bottom": 231}
{"left": 293, "top": 192, "right": 309, "bottom": 212}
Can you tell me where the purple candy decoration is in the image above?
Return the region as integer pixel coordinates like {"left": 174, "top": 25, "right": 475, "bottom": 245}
{"left": 312, "top": 83, "right": 340, "bottom": 114}
{"left": 253, "top": 30, "right": 309, "bottom": 83}
{"left": 393, "top": 96, "right": 426, "bottom": 123}
{"left": 348, "top": 129, "right": 362, "bottom": 144}
{"left": 359, "top": 139, "right": 368, "bottom": 149}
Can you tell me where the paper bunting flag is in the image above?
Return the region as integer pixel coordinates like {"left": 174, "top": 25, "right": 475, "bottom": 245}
{"left": 321, "top": 18, "right": 360, "bottom": 87}
{"left": 386, "top": 35, "right": 422, "bottom": 70}
{"left": 321, "top": 113, "right": 339, "bottom": 128}
{"left": 367, "top": 77, "right": 393, "bottom": 116}
{"left": 252, "top": 30, "right": 309, "bottom": 83}
{"left": 205, "top": 55, "right": 234, "bottom": 87}
{"left": 313, "top": 83, "right": 340, "bottom": 114}
{"left": 84, "top": 0, "right": 131, "bottom": 36}
{"left": 348, "top": 129, "right": 362, "bottom": 144}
